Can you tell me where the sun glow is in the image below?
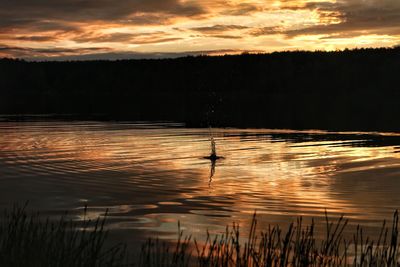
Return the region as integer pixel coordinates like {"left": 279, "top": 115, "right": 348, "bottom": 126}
{"left": 1, "top": 0, "right": 399, "bottom": 59}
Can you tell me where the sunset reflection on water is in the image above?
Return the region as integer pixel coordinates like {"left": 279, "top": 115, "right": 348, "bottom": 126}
{"left": 0, "top": 121, "right": 400, "bottom": 248}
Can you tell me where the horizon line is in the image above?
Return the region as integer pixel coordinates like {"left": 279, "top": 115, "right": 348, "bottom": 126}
{"left": 1, "top": 45, "right": 399, "bottom": 62}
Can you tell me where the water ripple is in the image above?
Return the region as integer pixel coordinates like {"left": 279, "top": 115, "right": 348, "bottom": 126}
{"left": 1, "top": 121, "right": 400, "bottom": 245}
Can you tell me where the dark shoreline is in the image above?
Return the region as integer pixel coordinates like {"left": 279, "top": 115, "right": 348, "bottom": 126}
{"left": 1, "top": 47, "right": 400, "bottom": 132}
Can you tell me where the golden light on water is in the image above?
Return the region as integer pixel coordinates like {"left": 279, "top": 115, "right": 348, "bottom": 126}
{"left": 2, "top": 122, "right": 400, "bottom": 247}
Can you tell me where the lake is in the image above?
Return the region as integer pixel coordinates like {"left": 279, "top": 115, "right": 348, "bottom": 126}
{"left": 1, "top": 121, "right": 400, "bottom": 250}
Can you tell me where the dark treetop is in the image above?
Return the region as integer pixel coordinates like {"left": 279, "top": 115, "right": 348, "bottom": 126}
{"left": 1, "top": 47, "right": 400, "bottom": 131}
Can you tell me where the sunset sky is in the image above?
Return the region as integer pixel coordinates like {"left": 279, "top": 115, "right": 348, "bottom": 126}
{"left": 1, "top": 0, "right": 399, "bottom": 60}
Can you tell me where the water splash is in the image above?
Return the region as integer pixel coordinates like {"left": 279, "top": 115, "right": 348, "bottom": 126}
{"left": 211, "top": 136, "right": 216, "bottom": 158}
{"left": 204, "top": 128, "right": 223, "bottom": 161}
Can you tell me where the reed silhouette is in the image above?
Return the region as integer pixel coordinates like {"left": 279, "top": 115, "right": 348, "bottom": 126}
{"left": 139, "top": 211, "right": 400, "bottom": 267}
{"left": 2, "top": 205, "right": 400, "bottom": 266}
{"left": 0, "top": 205, "right": 126, "bottom": 267}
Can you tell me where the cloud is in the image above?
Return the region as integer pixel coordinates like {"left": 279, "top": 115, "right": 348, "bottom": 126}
{"left": 250, "top": 26, "right": 285, "bottom": 37}
{"left": 13, "top": 35, "right": 57, "bottom": 42}
{"left": 0, "top": 45, "right": 109, "bottom": 58}
{"left": 187, "top": 24, "right": 248, "bottom": 39}
{"left": 190, "top": 24, "right": 249, "bottom": 34}
{"left": 221, "top": 2, "right": 263, "bottom": 16}
{"left": 72, "top": 31, "right": 182, "bottom": 44}
{"left": 277, "top": 0, "right": 400, "bottom": 38}
{"left": 1, "top": 0, "right": 400, "bottom": 58}
{"left": 212, "top": 35, "right": 243, "bottom": 39}
{"left": 0, "top": 0, "right": 205, "bottom": 31}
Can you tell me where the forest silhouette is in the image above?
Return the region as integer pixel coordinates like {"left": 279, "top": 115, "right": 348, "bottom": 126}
{"left": 1, "top": 47, "right": 399, "bottom": 131}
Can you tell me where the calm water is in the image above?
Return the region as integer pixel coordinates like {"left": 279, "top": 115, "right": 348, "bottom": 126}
{"left": 1, "top": 121, "right": 400, "bottom": 248}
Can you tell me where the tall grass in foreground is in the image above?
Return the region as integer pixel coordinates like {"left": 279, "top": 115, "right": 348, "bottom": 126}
{"left": 0, "top": 205, "right": 126, "bottom": 267}
{"left": 139, "top": 211, "right": 400, "bottom": 267}
{"left": 1, "top": 206, "right": 400, "bottom": 267}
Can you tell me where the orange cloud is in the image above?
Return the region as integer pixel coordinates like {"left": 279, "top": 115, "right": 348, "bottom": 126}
{"left": 0, "top": 0, "right": 399, "bottom": 59}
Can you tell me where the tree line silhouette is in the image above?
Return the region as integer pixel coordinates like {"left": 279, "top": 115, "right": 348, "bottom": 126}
{"left": 1, "top": 47, "right": 400, "bottom": 131}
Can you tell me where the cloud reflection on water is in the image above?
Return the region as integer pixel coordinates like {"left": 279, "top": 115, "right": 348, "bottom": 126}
{"left": 0, "top": 122, "right": 400, "bottom": 248}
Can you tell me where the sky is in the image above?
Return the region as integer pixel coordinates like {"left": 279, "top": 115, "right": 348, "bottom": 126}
{"left": 1, "top": 0, "right": 399, "bottom": 60}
